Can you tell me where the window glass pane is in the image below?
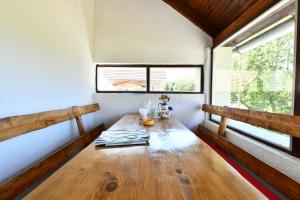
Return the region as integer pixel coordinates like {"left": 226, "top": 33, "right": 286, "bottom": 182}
{"left": 211, "top": 115, "right": 291, "bottom": 148}
{"left": 212, "top": 13, "right": 295, "bottom": 149}
{"left": 150, "top": 67, "right": 201, "bottom": 92}
{"left": 97, "top": 67, "right": 146, "bottom": 91}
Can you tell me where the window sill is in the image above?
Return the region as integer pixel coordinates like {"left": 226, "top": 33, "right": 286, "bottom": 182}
{"left": 95, "top": 91, "right": 204, "bottom": 94}
{"left": 202, "top": 120, "right": 300, "bottom": 183}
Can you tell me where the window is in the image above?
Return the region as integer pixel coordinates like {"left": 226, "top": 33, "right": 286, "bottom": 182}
{"left": 96, "top": 65, "right": 203, "bottom": 93}
{"left": 211, "top": 0, "right": 297, "bottom": 153}
{"left": 96, "top": 67, "right": 147, "bottom": 92}
{"left": 150, "top": 67, "right": 202, "bottom": 93}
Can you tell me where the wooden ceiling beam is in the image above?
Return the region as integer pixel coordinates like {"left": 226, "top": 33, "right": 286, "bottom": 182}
{"left": 163, "top": 0, "right": 218, "bottom": 37}
{"left": 213, "top": 0, "right": 279, "bottom": 46}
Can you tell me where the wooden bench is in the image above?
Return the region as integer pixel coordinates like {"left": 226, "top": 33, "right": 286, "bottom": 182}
{"left": 0, "top": 104, "right": 104, "bottom": 199}
{"left": 199, "top": 104, "right": 300, "bottom": 199}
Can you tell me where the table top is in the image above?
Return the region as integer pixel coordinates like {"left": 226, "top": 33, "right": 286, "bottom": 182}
{"left": 25, "top": 114, "right": 266, "bottom": 200}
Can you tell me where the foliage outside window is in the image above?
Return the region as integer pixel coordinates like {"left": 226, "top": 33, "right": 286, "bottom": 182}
{"left": 231, "top": 31, "right": 294, "bottom": 114}
{"left": 211, "top": 14, "right": 295, "bottom": 150}
{"left": 150, "top": 67, "right": 201, "bottom": 93}
{"left": 96, "top": 65, "right": 203, "bottom": 93}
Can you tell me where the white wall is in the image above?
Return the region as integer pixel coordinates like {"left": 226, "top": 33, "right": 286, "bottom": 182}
{"left": 0, "top": 0, "right": 212, "bottom": 185}
{"left": 80, "top": 0, "right": 95, "bottom": 57}
{"left": 93, "top": 0, "right": 212, "bottom": 130}
{"left": 0, "top": 0, "right": 96, "bottom": 183}
{"left": 94, "top": 0, "right": 212, "bottom": 64}
{"left": 94, "top": 94, "right": 205, "bottom": 130}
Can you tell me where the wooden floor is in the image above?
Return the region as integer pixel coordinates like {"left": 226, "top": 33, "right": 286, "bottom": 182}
{"left": 25, "top": 114, "right": 266, "bottom": 200}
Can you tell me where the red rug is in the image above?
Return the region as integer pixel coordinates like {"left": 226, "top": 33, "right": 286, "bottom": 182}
{"left": 196, "top": 132, "right": 281, "bottom": 200}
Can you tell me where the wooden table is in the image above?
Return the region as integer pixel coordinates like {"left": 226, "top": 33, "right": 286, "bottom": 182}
{"left": 25, "top": 114, "right": 266, "bottom": 200}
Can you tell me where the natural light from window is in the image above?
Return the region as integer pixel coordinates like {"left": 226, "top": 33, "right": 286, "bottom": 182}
{"left": 212, "top": 13, "right": 295, "bottom": 149}
{"left": 150, "top": 67, "right": 201, "bottom": 92}
{"left": 97, "top": 67, "right": 147, "bottom": 91}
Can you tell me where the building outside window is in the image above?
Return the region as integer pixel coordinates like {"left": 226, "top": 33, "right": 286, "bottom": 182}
{"left": 96, "top": 65, "right": 203, "bottom": 93}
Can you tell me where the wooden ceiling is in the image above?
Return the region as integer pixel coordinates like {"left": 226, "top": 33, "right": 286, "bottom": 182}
{"left": 163, "top": 0, "right": 280, "bottom": 46}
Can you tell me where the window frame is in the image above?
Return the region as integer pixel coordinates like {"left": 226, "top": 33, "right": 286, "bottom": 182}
{"left": 209, "top": 3, "right": 300, "bottom": 157}
{"left": 291, "top": 0, "right": 300, "bottom": 157}
{"left": 95, "top": 64, "right": 204, "bottom": 94}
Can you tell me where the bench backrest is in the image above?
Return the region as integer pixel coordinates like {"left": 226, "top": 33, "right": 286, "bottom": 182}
{"left": 202, "top": 104, "right": 300, "bottom": 138}
{"left": 200, "top": 103, "right": 300, "bottom": 199}
{"left": 0, "top": 104, "right": 99, "bottom": 141}
{"left": 0, "top": 103, "right": 103, "bottom": 199}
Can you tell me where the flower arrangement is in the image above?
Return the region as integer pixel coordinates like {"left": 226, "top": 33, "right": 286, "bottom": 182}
{"left": 159, "top": 95, "right": 170, "bottom": 104}
{"left": 158, "top": 95, "right": 173, "bottom": 119}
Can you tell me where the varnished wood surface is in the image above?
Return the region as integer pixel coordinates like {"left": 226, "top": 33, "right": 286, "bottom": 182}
{"left": 198, "top": 125, "right": 300, "bottom": 199}
{"left": 0, "top": 104, "right": 99, "bottom": 141}
{"left": 25, "top": 114, "right": 266, "bottom": 200}
{"left": 217, "top": 116, "right": 227, "bottom": 137}
{"left": 0, "top": 103, "right": 101, "bottom": 199}
{"left": 213, "top": 0, "right": 278, "bottom": 46}
{"left": 163, "top": 0, "right": 278, "bottom": 40}
{"left": 162, "top": 0, "right": 217, "bottom": 37}
{"left": 202, "top": 104, "right": 300, "bottom": 138}
{"left": 0, "top": 124, "right": 104, "bottom": 200}
{"left": 75, "top": 115, "right": 86, "bottom": 135}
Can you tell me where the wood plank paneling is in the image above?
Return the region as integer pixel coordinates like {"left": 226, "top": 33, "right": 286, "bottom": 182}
{"left": 197, "top": 125, "right": 300, "bottom": 199}
{"left": 0, "top": 124, "right": 104, "bottom": 200}
{"left": 202, "top": 104, "right": 300, "bottom": 138}
{"left": 0, "top": 104, "right": 100, "bottom": 141}
{"left": 163, "top": 0, "right": 218, "bottom": 36}
{"left": 163, "top": 0, "right": 279, "bottom": 45}
{"left": 213, "top": 0, "right": 279, "bottom": 46}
